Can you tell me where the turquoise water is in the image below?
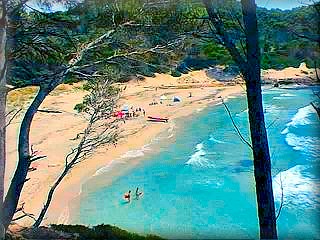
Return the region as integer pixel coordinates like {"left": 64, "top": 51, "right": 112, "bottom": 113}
{"left": 75, "top": 86, "right": 320, "bottom": 239}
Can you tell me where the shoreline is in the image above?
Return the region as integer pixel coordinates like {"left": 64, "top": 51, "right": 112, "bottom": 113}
{"left": 5, "top": 65, "right": 318, "bottom": 228}
{"left": 63, "top": 84, "right": 246, "bottom": 225}
{"left": 67, "top": 88, "right": 245, "bottom": 224}
{"left": 6, "top": 69, "right": 244, "bottom": 228}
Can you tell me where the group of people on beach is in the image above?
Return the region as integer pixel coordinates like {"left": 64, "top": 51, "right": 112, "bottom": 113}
{"left": 127, "top": 107, "right": 146, "bottom": 118}
{"left": 123, "top": 187, "right": 143, "bottom": 202}
{"left": 115, "top": 107, "right": 146, "bottom": 123}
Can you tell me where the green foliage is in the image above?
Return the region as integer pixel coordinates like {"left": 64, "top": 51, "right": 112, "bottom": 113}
{"left": 74, "top": 103, "right": 86, "bottom": 113}
{"left": 51, "top": 224, "right": 165, "bottom": 240}
{"left": 202, "top": 42, "right": 233, "bottom": 65}
{"left": 171, "top": 69, "right": 182, "bottom": 77}
{"left": 7, "top": 0, "right": 319, "bottom": 88}
{"left": 257, "top": 4, "right": 319, "bottom": 69}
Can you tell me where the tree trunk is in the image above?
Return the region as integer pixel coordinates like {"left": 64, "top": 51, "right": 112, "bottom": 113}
{"left": 0, "top": 92, "right": 5, "bottom": 239}
{"left": 0, "top": 0, "right": 7, "bottom": 238}
{"left": 2, "top": 87, "right": 50, "bottom": 229}
{"left": 33, "top": 130, "right": 85, "bottom": 227}
{"left": 314, "top": 61, "right": 320, "bottom": 82}
{"left": 310, "top": 102, "right": 320, "bottom": 118}
{"left": 33, "top": 166, "right": 70, "bottom": 227}
{"left": 203, "top": 0, "right": 278, "bottom": 238}
{"left": 241, "top": 0, "right": 277, "bottom": 238}
{"left": 245, "top": 72, "right": 278, "bottom": 239}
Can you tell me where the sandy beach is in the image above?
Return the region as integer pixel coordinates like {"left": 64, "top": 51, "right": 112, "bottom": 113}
{"left": 5, "top": 65, "right": 317, "bottom": 228}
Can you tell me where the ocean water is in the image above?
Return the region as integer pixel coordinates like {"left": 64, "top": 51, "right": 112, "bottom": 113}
{"left": 73, "top": 86, "right": 320, "bottom": 239}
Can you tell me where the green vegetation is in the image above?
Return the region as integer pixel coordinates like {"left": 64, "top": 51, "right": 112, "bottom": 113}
{"left": 5, "top": 224, "right": 165, "bottom": 240}
{"left": 7, "top": 0, "right": 319, "bottom": 88}
{"left": 51, "top": 224, "right": 165, "bottom": 240}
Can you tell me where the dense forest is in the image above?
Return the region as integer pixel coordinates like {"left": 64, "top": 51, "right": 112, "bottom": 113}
{"left": 7, "top": 0, "right": 319, "bottom": 88}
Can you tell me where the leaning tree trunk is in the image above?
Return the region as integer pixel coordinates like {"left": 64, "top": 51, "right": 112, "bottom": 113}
{"left": 241, "top": 0, "right": 277, "bottom": 238}
{"left": 0, "top": 0, "right": 7, "bottom": 238}
{"left": 0, "top": 78, "right": 6, "bottom": 240}
{"left": 32, "top": 167, "right": 70, "bottom": 227}
{"left": 2, "top": 87, "right": 50, "bottom": 229}
{"left": 33, "top": 138, "right": 84, "bottom": 228}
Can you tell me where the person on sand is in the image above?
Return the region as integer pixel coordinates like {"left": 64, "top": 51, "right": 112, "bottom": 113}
{"left": 124, "top": 190, "right": 131, "bottom": 202}
{"left": 135, "top": 187, "right": 143, "bottom": 199}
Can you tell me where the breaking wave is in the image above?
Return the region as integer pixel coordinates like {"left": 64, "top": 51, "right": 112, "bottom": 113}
{"left": 273, "top": 165, "right": 320, "bottom": 209}
{"left": 93, "top": 160, "right": 115, "bottom": 177}
{"left": 186, "top": 143, "right": 213, "bottom": 167}
{"left": 121, "top": 150, "right": 145, "bottom": 159}
{"left": 209, "top": 135, "right": 226, "bottom": 144}
{"left": 286, "top": 105, "right": 315, "bottom": 128}
{"left": 285, "top": 133, "right": 320, "bottom": 158}
{"left": 280, "top": 93, "right": 296, "bottom": 97}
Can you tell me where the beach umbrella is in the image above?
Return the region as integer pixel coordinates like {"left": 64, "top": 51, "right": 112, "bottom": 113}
{"left": 116, "top": 111, "right": 124, "bottom": 118}
{"left": 173, "top": 96, "right": 182, "bottom": 102}
{"left": 160, "top": 95, "right": 168, "bottom": 101}
{"left": 121, "top": 105, "right": 129, "bottom": 112}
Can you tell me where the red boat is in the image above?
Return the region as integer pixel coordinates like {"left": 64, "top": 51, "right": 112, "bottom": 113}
{"left": 147, "top": 116, "right": 169, "bottom": 122}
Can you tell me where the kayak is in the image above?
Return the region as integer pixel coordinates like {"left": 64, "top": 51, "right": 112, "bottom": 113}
{"left": 147, "top": 116, "right": 169, "bottom": 122}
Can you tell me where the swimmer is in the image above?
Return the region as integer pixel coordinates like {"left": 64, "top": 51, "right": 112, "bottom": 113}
{"left": 124, "top": 190, "right": 131, "bottom": 202}
{"left": 135, "top": 187, "right": 143, "bottom": 199}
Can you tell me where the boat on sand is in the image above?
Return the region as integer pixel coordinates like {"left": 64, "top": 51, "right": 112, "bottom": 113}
{"left": 147, "top": 116, "right": 169, "bottom": 123}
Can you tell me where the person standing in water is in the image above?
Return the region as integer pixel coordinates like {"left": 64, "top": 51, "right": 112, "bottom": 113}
{"left": 135, "top": 187, "right": 143, "bottom": 199}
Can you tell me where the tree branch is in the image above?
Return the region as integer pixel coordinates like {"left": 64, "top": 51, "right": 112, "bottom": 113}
{"left": 276, "top": 172, "right": 284, "bottom": 220}
{"left": 12, "top": 202, "right": 36, "bottom": 222}
{"left": 37, "top": 109, "right": 62, "bottom": 114}
{"left": 221, "top": 98, "right": 253, "bottom": 149}
{"left": 202, "top": 0, "right": 247, "bottom": 71}
{"left": 5, "top": 108, "right": 22, "bottom": 128}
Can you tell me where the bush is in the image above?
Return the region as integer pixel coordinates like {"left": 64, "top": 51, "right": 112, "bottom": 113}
{"left": 74, "top": 103, "right": 86, "bottom": 113}
{"left": 51, "top": 224, "right": 165, "bottom": 240}
{"left": 171, "top": 69, "right": 182, "bottom": 77}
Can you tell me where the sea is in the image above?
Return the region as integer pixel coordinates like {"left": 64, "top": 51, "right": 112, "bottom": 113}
{"left": 71, "top": 85, "right": 320, "bottom": 239}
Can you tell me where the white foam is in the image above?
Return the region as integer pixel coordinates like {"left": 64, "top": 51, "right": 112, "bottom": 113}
{"left": 280, "top": 93, "right": 296, "bottom": 97}
{"left": 167, "top": 123, "right": 175, "bottom": 133}
{"left": 166, "top": 124, "right": 176, "bottom": 139}
{"left": 272, "top": 96, "right": 288, "bottom": 100}
{"left": 286, "top": 105, "right": 315, "bottom": 127}
{"left": 155, "top": 124, "right": 176, "bottom": 140}
{"left": 186, "top": 143, "right": 213, "bottom": 167}
{"left": 264, "top": 105, "right": 280, "bottom": 114}
{"left": 262, "top": 90, "right": 283, "bottom": 95}
{"left": 272, "top": 93, "right": 296, "bottom": 100}
{"left": 93, "top": 143, "right": 153, "bottom": 177}
{"left": 285, "top": 133, "right": 320, "bottom": 157}
{"left": 121, "top": 149, "right": 145, "bottom": 159}
{"left": 167, "top": 134, "right": 174, "bottom": 139}
{"left": 236, "top": 108, "right": 248, "bottom": 117}
{"left": 273, "top": 165, "right": 320, "bottom": 209}
{"left": 227, "top": 96, "right": 237, "bottom": 99}
{"left": 209, "top": 135, "right": 226, "bottom": 144}
{"left": 281, "top": 127, "right": 289, "bottom": 135}
{"left": 93, "top": 160, "right": 115, "bottom": 177}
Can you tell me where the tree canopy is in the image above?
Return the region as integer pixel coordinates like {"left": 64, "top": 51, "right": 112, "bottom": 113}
{"left": 6, "top": 0, "right": 319, "bottom": 89}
